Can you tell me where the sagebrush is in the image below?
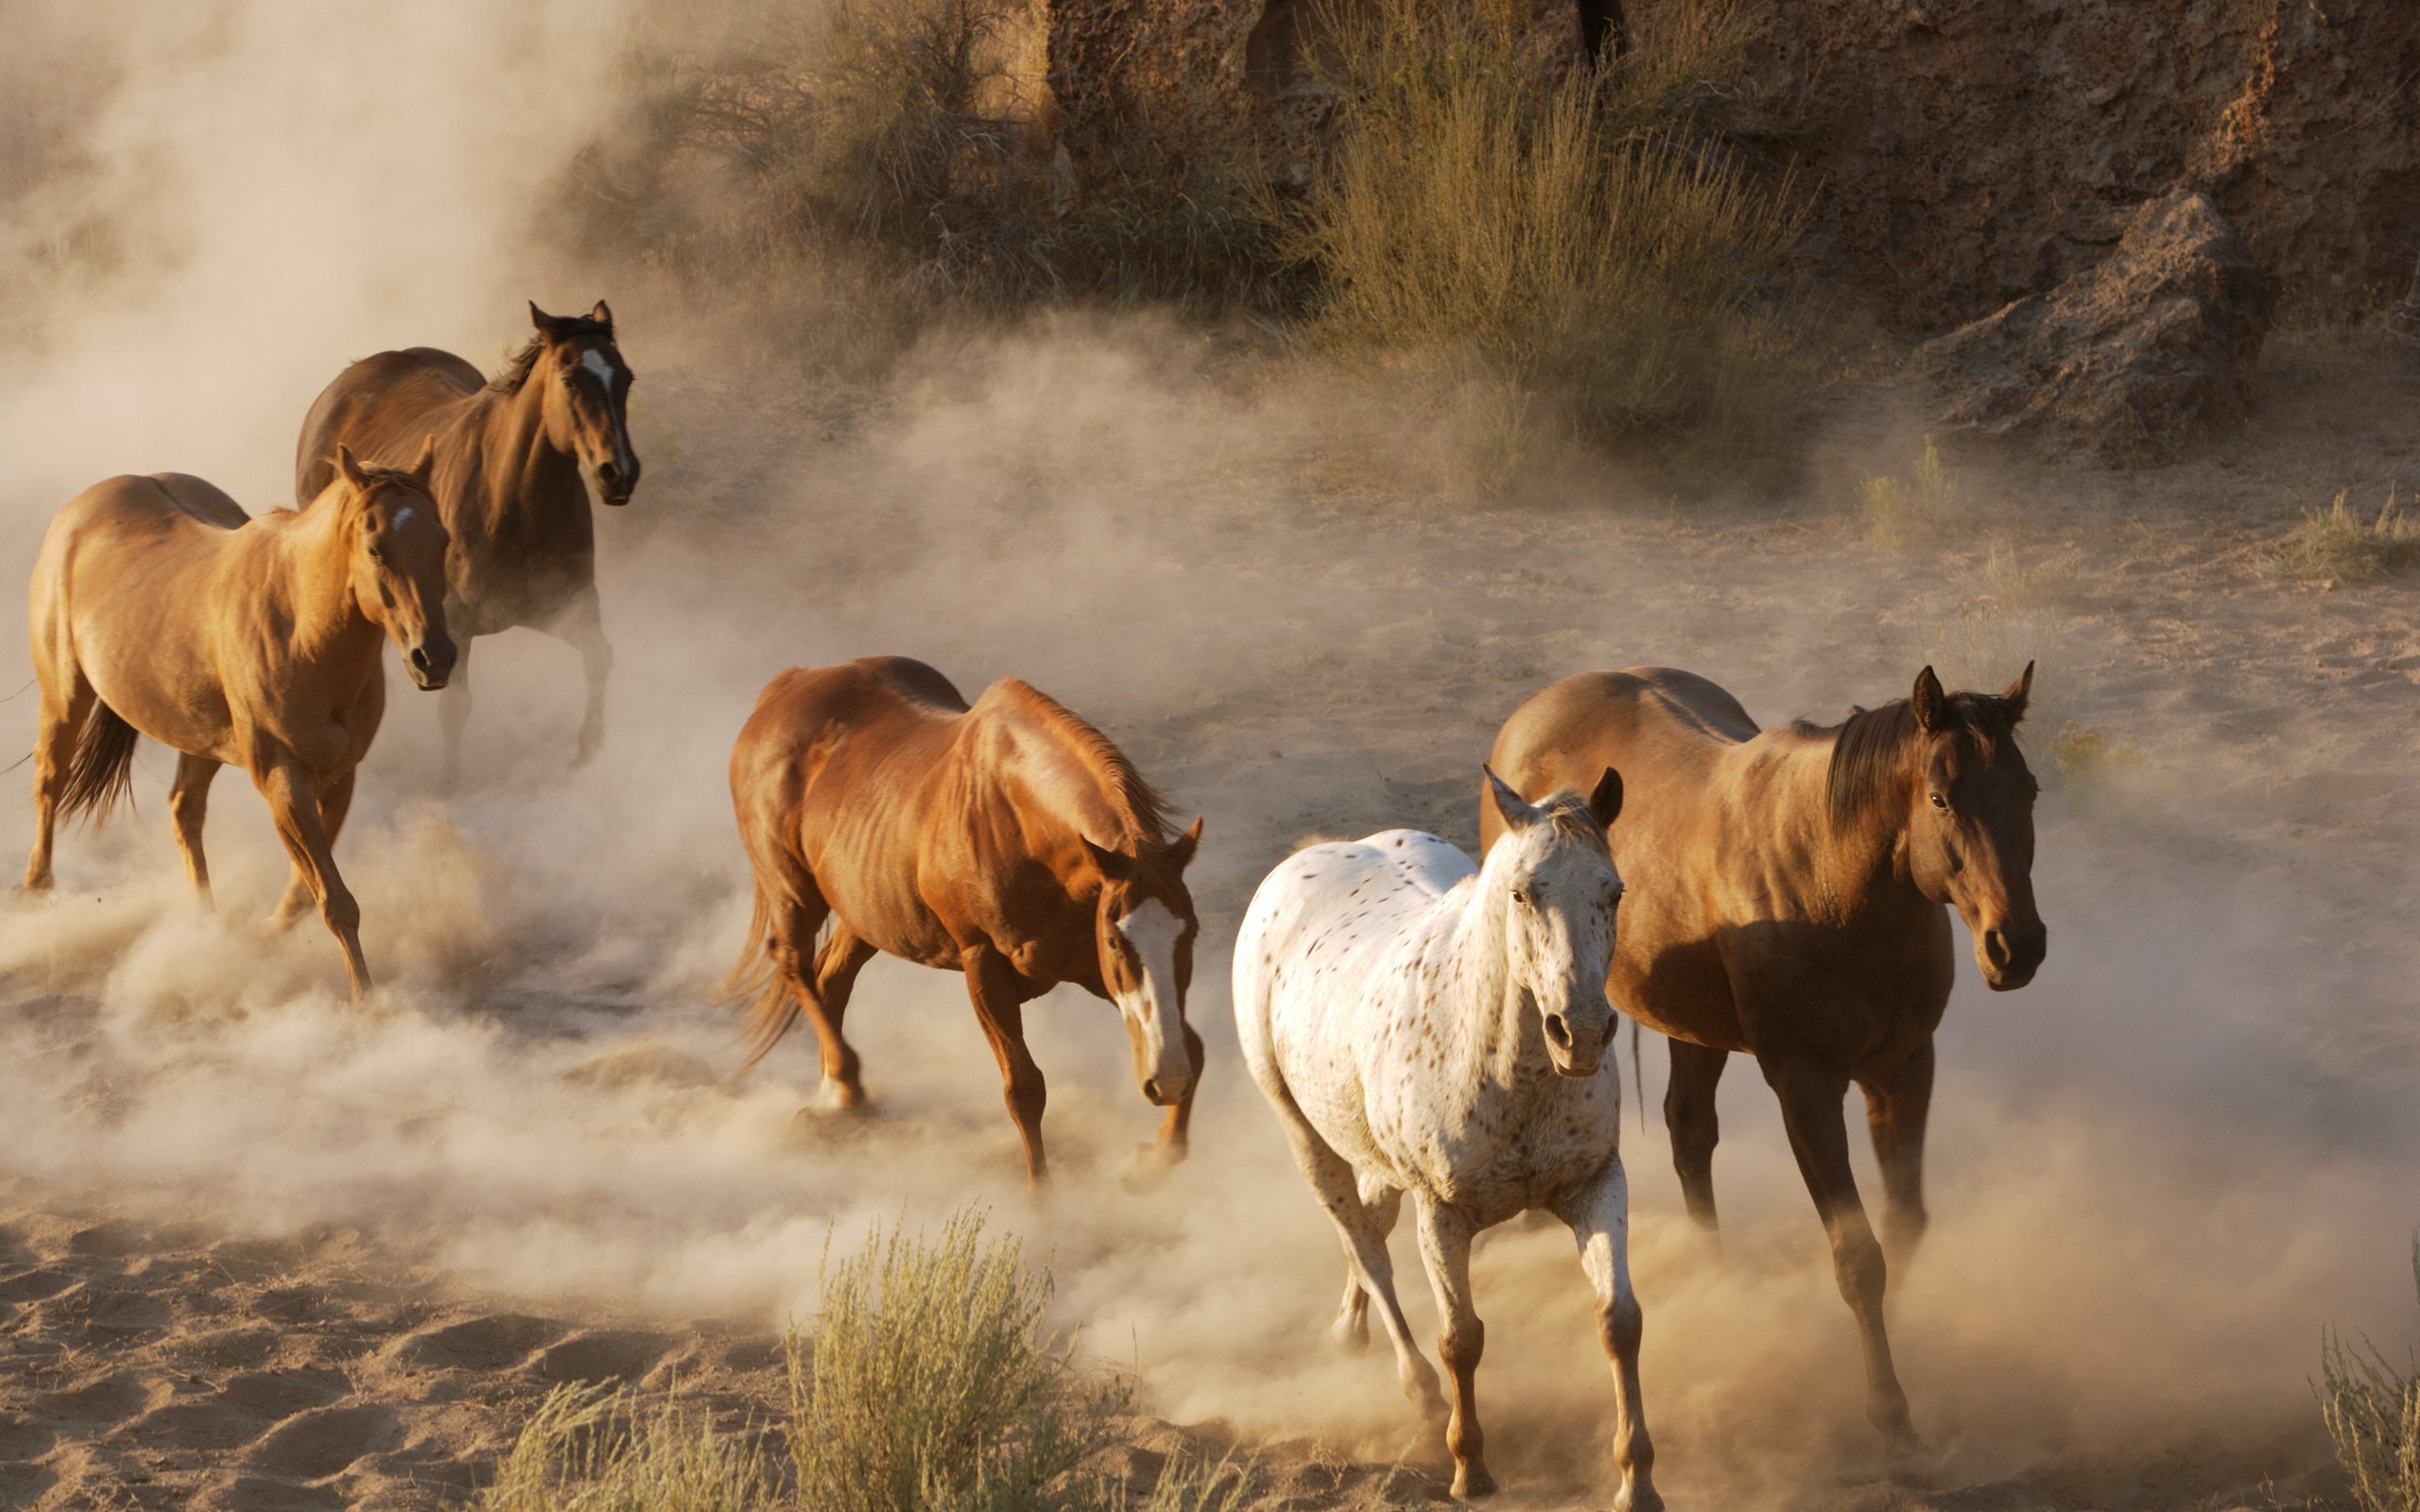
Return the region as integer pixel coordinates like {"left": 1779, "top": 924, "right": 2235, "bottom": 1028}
{"left": 2320, "top": 1236, "right": 2420, "bottom": 1512}
{"left": 2263, "top": 489, "right": 2420, "bottom": 583}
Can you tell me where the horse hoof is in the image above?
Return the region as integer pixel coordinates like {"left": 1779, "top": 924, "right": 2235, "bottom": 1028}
{"left": 1330, "top": 1314, "right": 1370, "bottom": 1353}
{"left": 1614, "top": 1478, "right": 1664, "bottom": 1512}
{"left": 1119, "top": 1141, "right": 1182, "bottom": 1194}
{"left": 1451, "top": 1463, "right": 1497, "bottom": 1500}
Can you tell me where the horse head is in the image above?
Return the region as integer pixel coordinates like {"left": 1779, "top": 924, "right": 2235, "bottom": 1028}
{"left": 332, "top": 440, "right": 455, "bottom": 690}
{"left": 1903, "top": 662, "right": 2046, "bottom": 989}
{"left": 1482, "top": 765, "right": 1626, "bottom": 1078}
{"left": 1082, "top": 816, "right": 1204, "bottom": 1108}
{"left": 527, "top": 300, "right": 641, "bottom": 506}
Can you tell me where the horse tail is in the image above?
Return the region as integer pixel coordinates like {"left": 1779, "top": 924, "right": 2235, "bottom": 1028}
{"left": 58, "top": 702, "right": 139, "bottom": 830}
{"left": 720, "top": 881, "right": 803, "bottom": 1075}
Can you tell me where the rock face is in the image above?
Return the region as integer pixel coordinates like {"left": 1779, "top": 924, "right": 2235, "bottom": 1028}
{"left": 1917, "top": 192, "right": 2273, "bottom": 467}
{"left": 1038, "top": 0, "right": 2420, "bottom": 325}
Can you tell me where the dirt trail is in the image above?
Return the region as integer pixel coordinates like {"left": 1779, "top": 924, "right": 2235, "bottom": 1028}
{"left": 1, "top": 324, "right": 2416, "bottom": 1510}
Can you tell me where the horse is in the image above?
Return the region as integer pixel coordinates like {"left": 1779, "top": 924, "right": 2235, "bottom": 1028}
{"left": 1484, "top": 663, "right": 2046, "bottom": 1459}
{"left": 1234, "top": 768, "right": 1658, "bottom": 1510}
{"left": 22, "top": 444, "right": 456, "bottom": 998}
{"left": 722, "top": 656, "right": 1206, "bottom": 1186}
{"left": 293, "top": 301, "right": 639, "bottom": 787}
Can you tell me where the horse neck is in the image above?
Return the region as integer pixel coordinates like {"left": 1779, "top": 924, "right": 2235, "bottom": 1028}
{"left": 998, "top": 703, "right": 1154, "bottom": 859}
{"left": 1791, "top": 730, "right": 1924, "bottom": 923}
{"left": 473, "top": 381, "right": 584, "bottom": 521}
{"left": 268, "top": 503, "right": 382, "bottom": 665}
{"left": 1431, "top": 853, "right": 1549, "bottom": 1090}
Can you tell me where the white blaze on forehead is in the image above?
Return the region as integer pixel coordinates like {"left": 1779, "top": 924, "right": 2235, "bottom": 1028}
{"left": 392, "top": 506, "right": 414, "bottom": 524}
{"left": 579, "top": 349, "right": 616, "bottom": 389}
{"left": 1115, "top": 897, "right": 1189, "bottom": 1087}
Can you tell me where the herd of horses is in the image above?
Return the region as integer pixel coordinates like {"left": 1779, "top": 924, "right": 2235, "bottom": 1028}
{"left": 16, "top": 305, "right": 2048, "bottom": 1508}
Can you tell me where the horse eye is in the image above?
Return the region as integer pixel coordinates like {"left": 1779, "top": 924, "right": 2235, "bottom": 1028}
{"left": 366, "top": 544, "right": 386, "bottom": 563}
{"left": 1511, "top": 888, "right": 1530, "bottom": 908}
{"left": 1928, "top": 792, "right": 1948, "bottom": 811}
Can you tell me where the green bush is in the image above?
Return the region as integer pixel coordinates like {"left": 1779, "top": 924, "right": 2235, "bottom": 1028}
{"left": 1278, "top": 0, "right": 1804, "bottom": 465}
{"left": 2321, "top": 1237, "right": 2420, "bottom": 1512}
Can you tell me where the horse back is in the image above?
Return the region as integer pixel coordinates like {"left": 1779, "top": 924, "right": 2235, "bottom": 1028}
{"left": 294, "top": 347, "right": 481, "bottom": 504}
{"left": 1487, "top": 668, "right": 1751, "bottom": 851}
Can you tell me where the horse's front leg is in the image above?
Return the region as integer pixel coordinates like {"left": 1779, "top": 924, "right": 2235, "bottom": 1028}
{"left": 1764, "top": 1047, "right": 1920, "bottom": 1460}
{"left": 256, "top": 761, "right": 371, "bottom": 999}
{"left": 961, "top": 945, "right": 1048, "bottom": 1187}
{"left": 1858, "top": 1039, "right": 1935, "bottom": 1272}
{"left": 554, "top": 587, "right": 612, "bottom": 771}
{"left": 437, "top": 635, "right": 474, "bottom": 793}
{"left": 271, "top": 765, "right": 354, "bottom": 931}
{"left": 1556, "top": 1162, "right": 1662, "bottom": 1512}
{"left": 1128, "top": 1022, "right": 1206, "bottom": 1189}
{"left": 1413, "top": 1195, "right": 1495, "bottom": 1499}
{"left": 169, "top": 753, "right": 222, "bottom": 908}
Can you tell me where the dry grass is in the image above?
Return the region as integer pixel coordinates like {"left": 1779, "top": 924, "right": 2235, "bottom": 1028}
{"left": 2319, "top": 1237, "right": 2420, "bottom": 1512}
{"left": 467, "top": 1211, "right": 1138, "bottom": 1512}
{"left": 1861, "top": 436, "right": 1961, "bottom": 547}
{"left": 2263, "top": 489, "right": 2420, "bottom": 583}
{"left": 1277, "top": 0, "right": 1805, "bottom": 471}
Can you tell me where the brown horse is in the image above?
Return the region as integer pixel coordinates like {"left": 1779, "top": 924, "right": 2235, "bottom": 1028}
{"left": 294, "top": 301, "right": 639, "bottom": 786}
{"left": 724, "top": 656, "right": 1206, "bottom": 1186}
{"left": 23, "top": 446, "right": 456, "bottom": 996}
{"left": 1485, "top": 663, "right": 2046, "bottom": 1458}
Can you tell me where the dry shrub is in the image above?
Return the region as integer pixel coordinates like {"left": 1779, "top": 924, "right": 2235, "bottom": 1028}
{"left": 1861, "top": 436, "right": 1961, "bottom": 547}
{"left": 1279, "top": 0, "right": 1805, "bottom": 471}
{"left": 788, "top": 1210, "right": 1130, "bottom": 1512}
{"left": 2263, "top": 488, "right": 2420, "bottom": 583}
{"left": 2320, "top": 1236, "right": 2420, "bottom": 1512}
{"left": 473, "top": 1383, "right": 780, "bottom": 1512}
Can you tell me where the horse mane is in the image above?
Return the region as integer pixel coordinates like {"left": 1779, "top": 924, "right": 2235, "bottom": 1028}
{"left": 996, "top": 679, "right": 1178, "bottom": 850}
{"left": 1795, "top": 694, "right": 2014, "bottom": 835}
{"left": 487, "top": 314, "right": 613, "bottom": 393}
{"left": 1532, "top": 792, "right": 1614, "bottom": 853}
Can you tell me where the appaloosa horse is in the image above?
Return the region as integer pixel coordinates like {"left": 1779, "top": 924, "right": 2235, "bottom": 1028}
{"left": 294, "top": 301, "right": 639, "bottom": 785}
{"left": 1235, "top": 769, "right": 1658, "bottom": 1510}
{"left": 1486, "top": 663, "right": 2046, "bottom": 1458}
{"left": 723, "top": 656, "right": 1205, "bottom": 1185}
{"left": 23, "top": 446, "right": 455, "bottom": 996}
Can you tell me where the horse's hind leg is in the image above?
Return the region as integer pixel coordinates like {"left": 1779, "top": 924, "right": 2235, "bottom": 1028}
{"left": 804, "top": 922, "right": 875, "bottom": 1111}
{"left": 1414, "top": 1195, "right": 1496, "bottom": 1499}
{"left": 1764, "top": 1048, "right": 1919, "bottom": 1459}
{"left": 23, "top": 677, "right": 95, "bottom": 892}
{"left": 272, "top": 766, "right": 354, "bottom": 930}
{"left": 1557, "top": 1163, "right": 1662, "bottom": 1512}
{"left": 1665, "top": 1039, "right": 1728, "bottom": 1241}
{"left": 169, "top": 753, "right": 222, "bottom": 907}
{"left": 1859, "top": 1039, "right": 1936, "bottom": 1272}
{"left": 1333, "top": 1170, "right": 1401, "bottom": 1351}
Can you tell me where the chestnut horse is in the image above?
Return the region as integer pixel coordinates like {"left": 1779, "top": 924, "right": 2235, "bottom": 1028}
{"left": 723, "top": 656, "right": 1206, "bottom": 1185}
{"left": 22, "top": 446, "right": 456, "bottom": 996}
{"left": 294, "top": 301, "right": 639, "bottom": 786}
{"left": 1485, "top": 663, "right": 2046, "bottom": 1459}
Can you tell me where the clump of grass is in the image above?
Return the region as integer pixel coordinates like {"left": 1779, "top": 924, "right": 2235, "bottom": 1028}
{"left": 473, "top": 1383, "right": 781, "bottom": 1511}
{"left": 2319, "top": 1235, "right": 2420, "bottom": 1512}
{"left": 2264, "top": 488, "right": 2420, "bottom": 583}
{"left": 1862, "top": 437, "right": 1960, "bottom": 547}
{"left": 2048, "top": 722, "right": 2144, "bottom": 791}
{"left": 1114, "top": 1451, "right": 1257, "bottom": 1512}
{"left": 1278, "top": 0, "right": 1805, "bottom": 471}
{"left": 790, "top": 1210, "right": 1130, "bottom": 1512}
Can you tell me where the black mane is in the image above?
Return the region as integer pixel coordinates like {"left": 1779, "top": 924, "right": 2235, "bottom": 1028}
{"left": 488, "top": 314, "right": 614, "bottom": 393}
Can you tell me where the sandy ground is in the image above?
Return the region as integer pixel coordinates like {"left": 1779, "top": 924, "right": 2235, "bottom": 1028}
{"left": 1, "top": 321, "right": 2416, "bottom": 1510}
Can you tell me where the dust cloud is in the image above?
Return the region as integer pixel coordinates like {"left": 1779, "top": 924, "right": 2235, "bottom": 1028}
{"left": 1, "top": 3, "right": 2415, "bottom": 1508}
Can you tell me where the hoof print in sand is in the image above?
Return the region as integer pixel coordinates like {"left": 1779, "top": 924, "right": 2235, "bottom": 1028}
{"left": 392, "top": 1313, "right": 566, "bottom": 1373}
{"left": 245, "top": 1403, "right": 402, "bottom": 1481}
{"left": 535, "top": 1329, "right": 675, "bottom": 1383}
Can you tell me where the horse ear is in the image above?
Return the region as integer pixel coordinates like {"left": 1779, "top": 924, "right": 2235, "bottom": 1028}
{"left": 588, "top": 299, "right": 613, "bottom": 329}
{"left": 1163, "top": 816, "right": 1203, "bottom": 870}
{"left": 1483, "top": 765, "right": 1539, "bottom": 832}
{"left": 528, "top": 300, "right": 558, "bottom": 335}
{"left": 1999, "top": 660, "right": 2035, "bottom": 724}
{"left": 409, "top": 434, "right": 438, "bottom": 482}
{"left": 1081, "top": 836, "right": 1134, "bottom": 882}
{"left": 1911, "top": 665, "right": 1947, "bottom": 732}
{"left": 1586, "top": 767, "right": 1623, "bottom": 830}
{"left": 334, "top": 443, "right": 368, "bottom": 490}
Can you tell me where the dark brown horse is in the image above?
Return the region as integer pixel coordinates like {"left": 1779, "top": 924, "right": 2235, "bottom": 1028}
{"left": 724, "top": 656, "right": 1206, "bottom": 1186}
{"left": 1485, "top": 663, "right": 2046, "bottom": 1459}
{"left": 294, "top": 301, "right": 639, "bottom": 786}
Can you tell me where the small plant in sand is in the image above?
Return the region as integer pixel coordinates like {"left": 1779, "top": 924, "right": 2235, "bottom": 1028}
{"left": 2047, "top": 722, "right": 2144, "bottom": 792}
{"left": 474, "top": 1383, "right": 781, "bottom": 1511}
{"left": 1112, "top": 1451, "right": 1257, "bottom": 1512}
{"left": 1861, "top": 436, "right": 1960, "bottom": 547}
{"left": 2264, "top": 488, "right": 2420, "bottom": 583}
{"left": 2319, "top": 1235, "right": 2420, "bottom": 1512}
{"left": 789, "top": 1210, "right": 1131, "bottom": 1512}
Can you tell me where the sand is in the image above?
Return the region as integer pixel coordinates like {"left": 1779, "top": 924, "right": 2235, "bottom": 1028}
{"left": 1, "top": 321, "right": 2415, "bottom": 1510}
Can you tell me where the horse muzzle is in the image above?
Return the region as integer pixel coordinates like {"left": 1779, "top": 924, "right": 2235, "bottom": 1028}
{"left": 406, "top": 639, "right": 457, "bottom": 692}
{"left": 1139, "top": 1070, "right": 1191, "bottom": 1108}
{"left": 1543, "top": 1011, "right": 1608, "bottom": 1079}
{"left": 594, "top": 458, "right": 639, "bottom": 506}
{"left": 1978, "top": 918, "right": 2048, "bottom": 990}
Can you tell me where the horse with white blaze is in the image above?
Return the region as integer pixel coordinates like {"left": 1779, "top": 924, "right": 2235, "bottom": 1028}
{"left": 1233, "top": 767, "right": 1658, "bottom": 1509}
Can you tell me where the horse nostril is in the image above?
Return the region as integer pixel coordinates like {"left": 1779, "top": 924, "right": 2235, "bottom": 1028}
{"left": 1143, "top": 1078, "right": 1165, "bottom": 1103}
{"left": 1984, "top": 930, "right": 2013, "bottom": 969}
{"left": 1545, "top": 1015, "right": 1573, "bottom": 1049}
{"left": 409, "top": 648, "right": 431, "bottom": 673}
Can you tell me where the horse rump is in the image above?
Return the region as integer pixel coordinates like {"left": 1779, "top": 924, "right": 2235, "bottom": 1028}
{"left": 58, "top": 702, "right": 139, "bottom": 829}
